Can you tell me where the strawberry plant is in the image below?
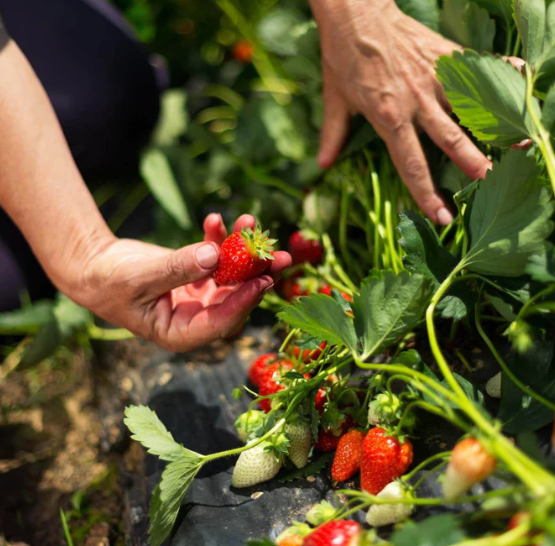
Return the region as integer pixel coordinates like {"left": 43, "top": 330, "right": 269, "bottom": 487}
{"left": 118, "top": 0, "right": 555, "bottom": 545}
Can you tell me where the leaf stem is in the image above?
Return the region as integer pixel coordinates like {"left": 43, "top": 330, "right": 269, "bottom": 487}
{"left": 475, "top": 304, "right": 555, "bottom": 411}
{"left": 87, "top": 324, "right": 135, "bottom": 341}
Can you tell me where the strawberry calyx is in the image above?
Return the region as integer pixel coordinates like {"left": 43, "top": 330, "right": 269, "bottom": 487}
{"left": 241, "top": 224, "right": 277, "bottom": 261}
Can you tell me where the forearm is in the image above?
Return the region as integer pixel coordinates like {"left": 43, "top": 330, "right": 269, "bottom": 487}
{"left": 0, "top": 41, "right": 114, "bottom": 295}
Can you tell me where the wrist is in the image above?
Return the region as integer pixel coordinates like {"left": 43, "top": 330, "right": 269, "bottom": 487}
{"left": 49, "top": 220, "right": 116, "bottom": 303}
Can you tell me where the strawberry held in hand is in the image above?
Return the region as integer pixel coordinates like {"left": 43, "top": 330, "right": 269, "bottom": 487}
{"left": 303, "top": 520, "right": 362, "bottom": 546}
{"left": 360, "top": 427, "right": 413, "bottom": 495}
{"left": 214, "top": 224, "right": 276, "bottom": 285}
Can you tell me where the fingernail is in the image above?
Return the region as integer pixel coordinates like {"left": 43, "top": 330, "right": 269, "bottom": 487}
{"left": 437, "top": 207, "right": 454, "bottom": 226}
{"left": 260, "top": 277, "right": 274, "bottom": 292}
{"left": 196, "top": 244, "right": 219, "bottom": 269}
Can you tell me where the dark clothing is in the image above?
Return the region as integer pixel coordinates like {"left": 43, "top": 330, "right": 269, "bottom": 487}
{"left": 0, "top": 0, "right": 161, "bottom": 310}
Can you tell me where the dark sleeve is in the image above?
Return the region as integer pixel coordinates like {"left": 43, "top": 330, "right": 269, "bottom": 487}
{"left": 0, "top": 14, "right": 9, "bottom": 52}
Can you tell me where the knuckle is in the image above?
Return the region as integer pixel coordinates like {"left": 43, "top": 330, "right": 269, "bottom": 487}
{"left": 372, "top": 97, "right": 404, "bottom": 131}
{"left": 166, "top": 253, "right": 188, "bottom": 281}
{"left": 403, "top": 157, "right": 428, "bottom": 181}
{"left": 441, "top": 128, "right": 465, "bottom": 151}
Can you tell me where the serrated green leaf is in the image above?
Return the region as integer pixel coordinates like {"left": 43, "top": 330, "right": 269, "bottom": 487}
{"left": 277, "top": 452, "right": 332, "bottom": 482}
{"left": 439, "top": 161, "right": 473, "bottom": 195}
{"left": 391, "top": 514, "right": 467, "bottom": 546}
{"left": 140, "top": 149, "right": 191, "bottom": 230}
{"left": 398, "top": 211, "right": 458, "bottom": 281}
{"left": 260, "top": 101, "right": 306, "bottom": 162}
{"left": 148, "top": 456, "right": 203, "bottom": 546}
{"left": 353, "top": 271, "right": 434, "bottom": 359}
{"left": 396, "top": 0, "right": 440, "bottom": 30}
{"left": 436, "top": 51, "right": 540, "bottom": 146}
{"left": 124, "top": 405, "right": 191, "bottom": 462}
{"left": 277, "top": 294, "right": 358, "bottom": 352}
{"left": 526, "top": 245, "right": 555, "bottom": 281}
{"left": 514, "top": 0, "right": 546, "bottom": 65}
{"left": 485, "top": 293, "right": 518, "bottom": 321}
{"left": 474, "top": 0, "right": 512, "bottom": 20}
{"left": 541, "top": 84, "right": 555, "bottom": 132}
{"left": 498, "top": 341, "right": 555, "bottom": 433}
{"left": 19, "top": 320, "right": 62, "bottom": 367}
{"left": 0, "top": 300, "right": 54, "bottom": 335}
{"left": 462, "top": 150, "right": 554, "bottom": 276}
{"left": 53, "top": 295, "right": 92, "bottom": 338}
{"left": 441, "top": 0, "right": 495, "bottom": 51}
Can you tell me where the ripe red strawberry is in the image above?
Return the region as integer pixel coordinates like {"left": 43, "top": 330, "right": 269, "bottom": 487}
{"left": 314, "top": 388, "right": 327, "bottom": 415}
{"left": 318, "top": 285, "right": 354, "bottom": 303}
{"left": 214, "top": 225, "right": 276, "bottom": 285}
{"left": 360, "top": 427, "right": 413, "bottom": 495}
{"left": 283, "top": 276, "right": 321, "bottom": 301}
{"left": 248, "top": 353, "right": 277, "bottom": 387}
{"left": 289, "top": 231, "right": 324, "bottom": 266}
{"left": 314, "top": 416, "right": 355, "bottom": 452}
{"left": 303, "top": 520, "right": 361, "bottom": 546}
{"left": 293, "top": 341, "right": 327, "bottom": 363}
{"left": 442, "top": 438, "right": 497, "bottom": 500}
{"left": 258, "top": 361, "right": 293, "bottom": 412}
{"left": 232, "top": 39, "right": 254, "bottom": 63}
{"left": 331, "top": 429, "right": 364, "bottom": 482}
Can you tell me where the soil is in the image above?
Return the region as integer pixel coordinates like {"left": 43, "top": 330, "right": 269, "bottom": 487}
{"left": 0, "top": 348, "right": 124, "bottom": 546}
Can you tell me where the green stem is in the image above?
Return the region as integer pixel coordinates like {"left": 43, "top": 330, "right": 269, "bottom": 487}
{"left": 427, "top": 271, "right": 555, "bottom": 494}
{"left": 402, "top": 451, "right": 450, "bottom": 482}
{"left": 526, "top": 71, "right": 555, "bottom": 197}
{"left": 203, "top": 417, "right": 286, "bottom": 462}
{"left": 322, "top": 234, "right": 357, "bottom": 292}
{"left": 87, "top": 324, "right": 135, "bottom": 341}
{"left": 475, "top": 304, "right": 555, "bottom": 411}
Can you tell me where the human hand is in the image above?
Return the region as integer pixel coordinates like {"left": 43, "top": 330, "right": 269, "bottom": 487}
{"left": 70, "top": 214, "right": 291, "bottom": 352}
{"left": 309, "top": 0, "right": 492, "bottom": 224}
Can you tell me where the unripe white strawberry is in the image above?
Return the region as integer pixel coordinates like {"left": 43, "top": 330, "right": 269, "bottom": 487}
{"left": 306, "top": 500, "right": 337, "bottom": 526}
{"left": 231, "top": 441, "right": 282, "bottom": 488}
{"left": 442, "top": 438, "right": 497, "bottom": 500}
{"left": 275, "top": 522, "right": 311, "bottom": 545}
{"left": 285, "top": 418, "right": 312, "bottom": 469}
{"left": 235, "top": 410, "right": 265, "bottom": 442}
{"left": 486, "top": 373, "right": 502, "bottom": 398}
{"left": 366, "top": 481, "right": 414, "bottom": 527}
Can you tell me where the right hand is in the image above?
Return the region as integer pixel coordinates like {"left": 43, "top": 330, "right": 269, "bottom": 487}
{"left": 310, "top": 0, "right": 492, "bottom": 225}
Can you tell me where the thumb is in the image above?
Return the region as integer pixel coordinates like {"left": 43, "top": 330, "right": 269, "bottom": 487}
{"left": 147, "top": 242, "right": 220, "bottom": 297}
{"left": 318, "top": 68, "right": 350, "bottom": 169}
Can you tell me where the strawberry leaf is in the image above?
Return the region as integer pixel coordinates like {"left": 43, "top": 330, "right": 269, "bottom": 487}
{"left": 277, "top": 294, "right": 358, "bottom": 352}
{"left": 514, "top": 0, "right": 545, "bottom": 66}
{"left": 353, "top": 271, "right": 434, "bottom": 359}
{"left": 440, "top": 0, "right": 495, "bottom": 51}
{"left": 391, "top": 514, "right": 467, "bottom": 546}
{"left": 277, "top": 452, "right": 333, "bottom": 482}
{"left": 436, "top": 51, "right": 539, "bottom": 146}
{"left": 124, "top": 405, "right": 189, "bottom": 462}
{"left": 148, "top": 455, "right": 204, "bottom": 546}
{"left": 461, "top": 151, "right": 555, "bottom": 277}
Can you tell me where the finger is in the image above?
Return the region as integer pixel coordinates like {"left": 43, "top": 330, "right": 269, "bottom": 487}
{"left": 383, "top": 124, "right": 454, "bottom": 225}
{"left": 232, "top": 214, "right": 256, "bottom": 233}
{"left": 318, "top": 67, "right": 350, "bottom": 169}
{"left": 146, "top": 242, "right": 220, "bottom": 297}
{"left": 267, "top": 250, "right": 292, "bottom": 281}
{"left": 511, "top": 139, "right": 533, "bottom": 150}
{"left": 418, "top": 106, "right": 492, "bottom": 180}
{"left": 203, "top": 213, "right": 227, "bottom": 245}
{"left": 168, "top": 275, "right": 273, "bottom": 351}
{"left": 504, "top": 56, "right": 525, "bottom": 72}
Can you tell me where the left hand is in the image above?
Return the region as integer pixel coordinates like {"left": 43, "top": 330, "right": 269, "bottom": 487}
{"left": 70, "top": 213, "right": 291, "bottom": 352}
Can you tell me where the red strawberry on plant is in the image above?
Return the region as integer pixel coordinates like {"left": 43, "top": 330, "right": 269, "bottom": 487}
{"left": 314, "top": 388, "right": 327, "bottom": 415}
{"left": 283, "top": 276, "right": 320, "bottom": 301}
{"left": 331, "top": 429, "right": 364, "bottom": 482}
{"left": 314, "top": 416, "right": 355, "bottom": 452}
{"left": 360, "top": 427, "right": 413, "bottom": 495}
{"left": 214, "top": 225, "right": 276, "bottom": 285}
{"left": 248, "top": 353, "right": 277, "bottom": 387}
{"left": 232, "top": 39, "right": 254, "bottom": 63}
{"left": 318, "top": 285, "right": 354, "bottom": 303}
{"left": 293, "top": 341, "right": 327, "bottom": 363}
{"left": 303, "top": 520, "right": 362, "bottom": 546}
{"left": 258, "top": 361, "right": 293, "bottom": 412}
{"left": 289, "top": 231, "right": 324, "bottom": 266}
